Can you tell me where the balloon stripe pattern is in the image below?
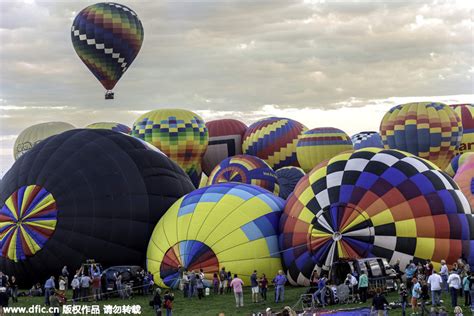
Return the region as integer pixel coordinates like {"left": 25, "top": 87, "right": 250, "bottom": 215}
{"left": 147, "top": 183, "right": 285, "bottom": 288}
{"left": 450, "top": 104, "right": 474, "bottom": 155}
{"left": 208, "top": 155, "right": 280, "bottom": 195}
{"left": 380, "top": 102, "right": 463, "bottom": 170}
{"left": 71, "top": 2, "right": 144, "bottom": 90}
{"left": 243, "top": 117, "right": 307, "bottom": 170}
{"left": 280, "top": 148, "right": 473, "bottom": 286}
{"left": 0, "top": 185, "right": 57, "bottom": 262}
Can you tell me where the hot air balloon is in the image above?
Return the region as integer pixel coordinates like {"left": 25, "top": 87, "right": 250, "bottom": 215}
{"left": 0, "top": 129, "right": 194, "bottom": 284}
{"left": 242, "top": 117, "right": 307, "bottom": 170}
{"left": 351, "top": 131, "right": 384, "bottom": 150}
{"left": 146, "top": 183, "right": 285, "bottom": 288}
{"left": 207, "top": 155, "right": 280, "bottom": 195}
{"left": 71, "top": 2, "right": 144, "bottom": 99}
{"left": 445, "top": 152, "right": 474, "bottom": 177}
{"left": 202, "top": 119, "right": 247, "bottom": 175}
{"left": 454, "top": 156, "right": 474, "bottom": 210}
{"left": 296, "top": 127, "right": 353, "bottom": 173}
{"left": 86, "top": 122, "right": 131, "bottom": 134}
{"left": 13, "top": 122, "right": 75, "bottom": 160}
{"left": 131, "top": 109, "right": 209, "bottom": 187}
{"left": 275, "top": 166, "right": 305, "bottom": 200}
{"left": 450, "top": 104, "right": 474, "bottom": 155}
{"left": 280, "top": 148, "right": 473, "bottom": 286}
{"left": 380, "top": 102, "right": 463, "bottom": 170}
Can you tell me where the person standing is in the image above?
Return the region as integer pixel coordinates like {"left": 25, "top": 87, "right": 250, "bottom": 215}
{"left": 188, "top": 271, "right": 196, "bottom": 298}
{"left": 196, "top": 274, "right": 204, "bottom": 300}
{"left": 177, "top": 265, "right": 185, "bottom": 291}
{"left": 405, "top": 262, "right": 417, "bottom": 292}
{"left": 229, "top": 274, "right": 244, "bottom": 308}
{"left": 80, "top": 273, "right": 91, "bottom": 302}
{"left": 259, "top": 273, "right": 268, "bottom": 302}
{"left": 212, "top": 273, "right": 219, "bottom": 295}
{"left": 273, "top": 270, "right": 287, "bottom": 303}
{"left": 49, "top": 291, "right": 61, "bottom": 316}
{"left": 310, "top": 270, "right": 319, "bottom": 287}
{"left": 71, "top": 274, "right": 80, "bottom": 303}
{"left": 399, "top": 284, "right": 408, "bottom": 316}
{"left": 463, "top": 273, "right": 470, "bottom": 307}
{"left": 219, "top": 267, "right": 227, "bottom": 295}
{"left": 440, "top": 260, "right": 449, "bottom": 293}
{"left": 58, "top": 276, "right": 66, "bottom": 296}
{"left": 226, "top": 272, "right": 232, "bottom": 294}
{"left": 358, "top": 271, "right": 368, "bottom": 303}
{"left": 420, "top": 280, "right": 431, "bottom": 316}
{"left": 182, "top": 271, "right": 189, "bottom": 298}
{"left": 449, "top": 270, "right": 462, "bottom": 308}
{"left": 152, "top": 288, "right": 162, "bottom": 316}
{"left": 313, "top": 275, "right": 327, "bottom": 307}
{"left": 61, "top": 266, "right": 69, "bottom": 291}
{"left": 411, "top": 277, "right": 421, "bottom": 316}
{"left": 371, "top": 288, "right": 388, "bottom": 316}
{"left": 9, "top": 276, "right": 18, "bottom": 303}
{"left": 163, "top": 290, "right": 174, "bottom": 316}
{"left": 250, "top": 270, "right": 259, "bottom": 303}
{"left": 427, "top": 270, "right": 442, "bottom": 306}
{"left": 44, "top": 276, "right": 55, "bottom": 306}
{"left": 425, "top": 259, "right": 434, "bottom": 278}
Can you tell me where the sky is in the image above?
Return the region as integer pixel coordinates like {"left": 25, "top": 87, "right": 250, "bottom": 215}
{"left": 0, "top": 0, "right": 473, "bottom": 177}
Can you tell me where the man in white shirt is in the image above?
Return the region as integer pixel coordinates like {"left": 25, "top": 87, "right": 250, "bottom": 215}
{"left": 439, "top": 260, "right": 448, "bottom": 293}
{"left": 448, "top": 271, "right": 461, "bottom": 308}
{"left": 427, "top": 271, "right": 442, "bottom": 306}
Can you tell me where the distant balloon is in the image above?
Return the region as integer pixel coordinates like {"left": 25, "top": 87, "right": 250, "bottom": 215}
{"left": 445, "top": 152, "right": 474, "bottom": 177}
{"left": 450, "top": 104, "right": 474, "bottom": 155}
{"left": 351, "top": 131, "right": 384, "bottom": 150}
{"left": 242, "top": 117, "right": 307, "bottom": 170}
{"left": 131, "top": 109, "right": 209, "bottom": 187}
{"left": 202, "top": 119, "right": 247, "bottom": 175}
{"left": 207, "top": 155, "right": 280, "bottom": 195}
{"left": 380, "top": 102, "right": 463, "bottom": 170}
{"left": 0, "top": 130, "right": 194, "bottom": 284}
{"left": 86, "top": 122, "right": 131, "bottom": 134}
{"left": 14, "top": 122, "right": 75, "bottom": 160}
{"left": 296, "top": 127, "right": 353, "bottom": 173}
{"left": 71, "top": 2, "right": 144, "bottom": 97}
{"left": 275, "top": 166, "right": 305, "bottom": 200}
{"left": 146, "top": 183, "right": 285, "bottom": 288}
{"left": 280, "top": 148, "right": 473, "bottom": 286}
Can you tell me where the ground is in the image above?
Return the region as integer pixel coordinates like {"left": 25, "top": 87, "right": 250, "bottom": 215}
{"left": 8, "top": 287, "right": 467, "bottom": 315}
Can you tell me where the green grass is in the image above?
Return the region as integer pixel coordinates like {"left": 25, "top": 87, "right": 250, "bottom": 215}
{"left": 8, "top": 287, "right": 467, "bottom": 315}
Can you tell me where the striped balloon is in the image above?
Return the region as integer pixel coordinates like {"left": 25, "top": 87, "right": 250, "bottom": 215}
{"left": 242, "top": 117, "right": 307, "bottom": 170}
{"left": 296, "top": 127, "right": 353, "bottom": 172}
{"left": 450, "top": 104, "right": 474, "bottom": 155}
{"left": 0, "top": 185, "right": 58, "bottom": 262}
{"left": 207, "top": 154, "right": 280, "bottom": 195}
{"left": 380, "top": 102, "right": 463, "bottom": 170}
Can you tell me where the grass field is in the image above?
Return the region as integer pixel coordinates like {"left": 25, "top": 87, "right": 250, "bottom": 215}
{"left": 6, "top": 286, "right": 468, "bottom": 315}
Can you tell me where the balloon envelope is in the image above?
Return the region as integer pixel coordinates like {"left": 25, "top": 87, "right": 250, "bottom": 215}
{"left": 202, "top": 119, "right": 247, "bottom": 175}
{"left": 14, "top": 122, "right": 75, "bottom": 160}
{"left": 450, "top": 104, "right": 474, "bottom": 155}
{"left": 71, "top": 2, "right": 144, "bottom": 91}
{"left": 86, "top": 122, "right": 131, "bottom": 134}
{"left": 0, "top": 129, "right": 194, "bottom": 284}
{"left": 275, "top": 166, "right": 305, "bottom": 200}
{"left": 351, "top": 131, "right": 384, "bottom": 150}
{"left": 445, "top": 152, "right": 474, "bottom": 177}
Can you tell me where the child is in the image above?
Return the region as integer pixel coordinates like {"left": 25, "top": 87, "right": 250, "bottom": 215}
{"left": 454, "top": 306, "right": 464, "bottom": 316}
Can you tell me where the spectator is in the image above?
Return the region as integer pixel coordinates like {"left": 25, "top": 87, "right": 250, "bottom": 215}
{"left": 393, "top": 259, "right": 402, "bottom": 289}
{"left": 0, "top": 273, "right": 8, "bottom": 313}
{"left": 30, "top": 283, "right": 43, "bottom": 296}
{"left": 273, "top": 270, "right": 287, "bottom": 303}
{"left": 58, "top": 276, "right": 66, "bottom": 296}
{"left": 188, "top": 271, "right": 196, "bottom": 298}
{"left": 143, "top": 272, "right": 151, "bottom": 296}
{"left": 469, "top": 272, "right": 474, "bottom": 312}
{"left": 9, "top": 276, "right": 18, "bottom": 303}
{"left": 251, "top": 270, "right": 259, "bottom": 303}
{"left": 419, "top": 280, "right": 431, "bottom": 315}
{"left": 229, "top": 274, "right": 244, "bottom": 308}
{"left": 411, "top": 277, "right": 421, "bottom": 316}
{"left": 49, "top": 291, "right": 60, "bottom": 316}
{"left": 405, "top": 262, "right": 417, "bottom": 291}
{"left": 219, "top": 267, "right": 226, "bottom": 295}
{"left": 212, "top": 273, "right": 219, "bottom": 295}
{"left": 80, "top": 273, "right": 91, "bottom": 302}
{"left": 427, "top": 270, "right": 442, "bottom": 306}
{"left": 44, "top": 276, "right": 55, "bottom": 306}
{"left": 449, "top": 270, "right": 462, "bottom": 308}
{"left": 425, "top": 259, "right": 434, "bottom": 278}
{"left": 177, "top": 265, "right": 185, "bottom": 291}
{"left": 463, "top": 273, "right": 470, "bottom": 307}
{"left": 454, "top": 305, "right": 463, "bottom": 316}
{"left": 398, "top": 283, "right": 408, "bottom": 316}
{"left": 259, "top": 273, "right": 268, "bottom": 302}
{"left": 71, "top": 274, "right": 80, "bottom": 303}
{"left": 312, "top": 275, "right": 326, "bottom": 307}
{"left": 182, "top": 271, "right": 189, "bottom": 298}
{"left": 358, "top": 271, "right": 368, "bottom": 303}
{"left": 196, "top": 275, "right": 204, "bottom": 300}
{"left": 345, "top": 273, "right": 358, "bottom": 300}
{"left": 115, "top": 272, "right": 123, "bottom": 299}
{"left": 417, "top": 262, "right": 425, "bottom": 281}
{"left": 91, "top": 272, "right": 101, "bottom": 301}
{"left": 440, "top": 259, "right": 449, "bottom": 293}
{"left": 152, "top": 288, "right": 162, "bottom": 316}
{"left": 371, "top": 287, "right": 388, "bottom": 316}
{"left": 163, "top": 290, "right": 174, "bottom": 316}
{"left": 310, "top": 270, "right": 319, "bottom": 287}
{"left": 62, "top": 266, "right": 69, "bottom": 291}
{"left": 226, "top": 272, "right": 232, "bottom": 294}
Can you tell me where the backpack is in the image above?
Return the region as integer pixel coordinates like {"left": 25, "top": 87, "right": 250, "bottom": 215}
{"left": 164, "top": 299, "right": 173, "bottom": 309}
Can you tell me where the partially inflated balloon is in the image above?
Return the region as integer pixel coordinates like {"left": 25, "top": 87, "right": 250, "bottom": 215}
{"left": 0, "top": 130, "right": 194, "bottom": 284}
{"left": 146, "top": 183, "right": 284, "bottom": 288}
{"left": 450, "top": 104, "right": 474, "bottom": 155}
{"left": 71, "top": 2, "right": 144, "bottom": 93}
{"left": 275, "top": 166, "right": 305, "bottom": 200}
{"left": 207, "top": 155, "right": 279, "bottom": 195}
{"left": 380, "top": 102, "right": 462, "bottom": 170}
{"left": 280, "top": 149, "right": 473, "bottom": 286}
{"left": 445, "top": 152, "right": 474, "bottom": 177}
{"left": 202, "top": 119, "right": 247, "bottom": 175}
{"left": 351, "top": 131, "right": 383, "bottom": 150}
{"left": 296, "top": 127, "right": 353, "bottom": 173}
{"left": 14, "top": 122, "right": 75, "bottom": 160}
{"left": 86, "top": 122, "right": 131, "bottom": 134}
{"left": 242, "top": 117, "right": 307, "bottom": 170}
{"left": 454, "top": 156, "right": 474, "bottom": 211}
{"left": 131, "top": 109, "right": 209, "bottom": 187}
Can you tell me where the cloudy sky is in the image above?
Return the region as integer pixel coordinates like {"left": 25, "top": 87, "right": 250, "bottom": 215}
{"left": 0, "top": 0, "right": 473, "bottom": 177}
